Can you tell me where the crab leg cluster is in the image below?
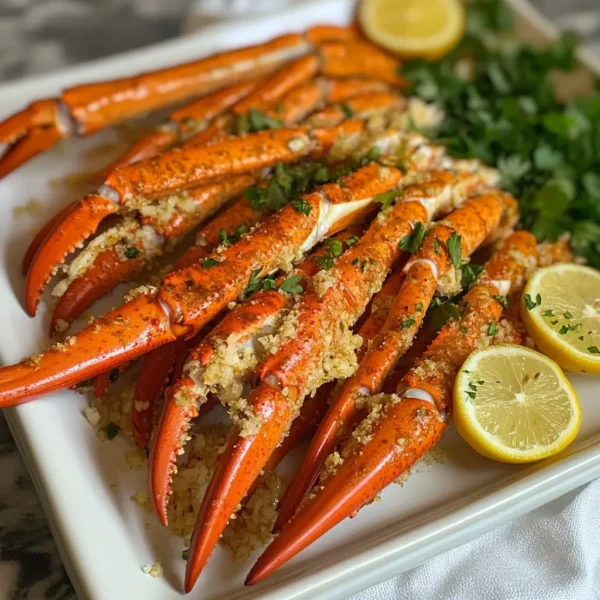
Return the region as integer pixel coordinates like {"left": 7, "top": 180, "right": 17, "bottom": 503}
{"left": 2, "top": 28, "right": 577, "bottom": 590}
{"left": 247, "top": 230, "right": 539, "bottom": 584}
{"left": 22, "top": 43, "right": 406, "bottom": 337}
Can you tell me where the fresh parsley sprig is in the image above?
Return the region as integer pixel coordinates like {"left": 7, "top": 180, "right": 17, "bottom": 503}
{"left": 402, "top": 0, "right": 600, "bottom": 268}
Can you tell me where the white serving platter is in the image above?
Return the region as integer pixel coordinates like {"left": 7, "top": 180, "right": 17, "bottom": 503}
{"left": 0, "top": 1, "right": 598, "bottom": 599}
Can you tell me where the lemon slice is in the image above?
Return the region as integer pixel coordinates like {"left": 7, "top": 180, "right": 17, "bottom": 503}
{"left": 454, "top": 345, "right": 581, "bottom": 464}
{"left": 358, "top": 0, "right": 465, "bottom": 60}
{"left": 521, "top": 263, "right": 600, "bottom": 375}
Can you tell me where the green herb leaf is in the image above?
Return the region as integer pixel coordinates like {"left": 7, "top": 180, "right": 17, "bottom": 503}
{"left": 375, "top": 190, "right": 398, "bottom": 210}
{"left": 446, "top": 232, "right": 462, "bottom": 270}
{"left": 460, "top": 263, "right": 483, "bottom": 289}
{"left": 398, "top": 222, "right": 426, "bottom": 253}
{"left": 292, "top": 198, "right": 312, "bottom": 215}
{"left": 202, "top": 258, "right": 218, "bottom": 269}
{"left": 487, "top": 322, "right": 498, "bottom": 337}
{"left": 401, "top": 318, "right": 415, "bottom": 329}
{"left": 523, "top": 293, "right": 542, "bottom": 310}
{"left": 279, "top": 275, "right": 304, "bottom": 294}
{"left": 105, "top": 423, "right": 120, "bottom": 440}
{"left": 326, "top": 239, "right": 344, "bottom": 257}
{"left": 124, "top": 246, "right": 139, "bottom": 259}
{"left": 315, "top": 254, "right": 335, "bottom": 271}
{"left": 244, "top": 268, "right": 262, "bottom": 297}
{"left": 588, "top": 346, "right": 600, "bottom": 354}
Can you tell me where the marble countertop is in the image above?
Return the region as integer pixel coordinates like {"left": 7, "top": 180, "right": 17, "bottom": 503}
{"left": 0, "top": 1, "right": 599, "bottom": 599}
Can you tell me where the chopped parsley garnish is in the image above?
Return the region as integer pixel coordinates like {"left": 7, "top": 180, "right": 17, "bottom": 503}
{"left": 460, "top": 325, "right": 468, "bottom": 333}
{"left": 398, "top": 222, "right": 427, "bottom": 253}
{"left": 105, "top": 423, "right": 120, "bottom": 440}
{"left": 345, "top": 235, "right": 359, "bottom": 247}
{"left": 261, "top": 278, "right": 277, "bottom": 291}
{"left": 236, "top": 109, "right": 283, "bottom": 135}
{"left": 326, "top": 239, "right": 343, "bottom": 257}
{"left": 416, "top": 302, "right": 424, "bottom": 312}
{"left": 124, "top": 246, "right": 139, "bottom": 259}
{"left": 360, "top": 146, "right": 382, "bottom": 166}
{"left": 218, "top": 228, "right": 232, "bottom": 247}
{"left": 292, "top": 198, "right": 312, "bottom": 215}
{"left": 492, "top": 294, "right": 509, "bottom": 308}
{"left": 460, "top": 263, "right": 483, "bottom": 289}
{"left": 403, "top": 0, "right": 600, "bottom": 268}
{"left": 563, "top": 311, "right": 573, "bottom": 319}
{"left": 433, "top": 238, "right": 441, "bottom": 255}
{"left": 279, "top": 275, "right": 304, "bottom": 294}
{"left": 446, "top": 232, "right": 462, "bottom": 270}
{"left": 315, "top": 254, "right": 335, "bottom": 271}
{"left": 487, "top": 322, "right": 498, "bottom": 337}
{"left": 182, "top": 549, "right": 190, "bottom": 561}
{"left": 401, "top": 318, "right": 416, "bottom": 329}
{"left": 523, "top": 293, "right": 542, "bottom": 310}
{"left": 244, "top": 268, "right": 262, "bottom": 297}
{"left": 542, "top": 309, "right": 555, "bottom": 317}
{"left": 201, "top": 258, "right": 218, "bottom": 269}
{"left": 339, "top": 102, "right": 354, "bottom": 118}
{"left": 375, "top": 190, "right": 398, "bottom": 210}
{"left": 588, "top": 346, "right": 600, "bottom": 354}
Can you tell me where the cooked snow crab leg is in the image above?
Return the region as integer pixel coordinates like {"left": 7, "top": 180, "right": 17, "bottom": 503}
{"left": 0, "top": 25, "right": 388, "bottom": 178}
{"left": 156, "top": 166, "right": 502, "bottom": 591}
{"left": 0, "top": 157, "right": 415, "bottom": 407}
{"left": 247, "top": 230, "right": 539, "bottom": 584}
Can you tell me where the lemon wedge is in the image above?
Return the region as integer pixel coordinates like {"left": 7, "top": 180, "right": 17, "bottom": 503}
{"left": 521, "top": 263, "right": 600, "bottom": 375}
{"left": 358, "top": 0, "right": 465, "bottom": 60}
{"left": 454, "top": 345, "right": 581, "bottom": 464}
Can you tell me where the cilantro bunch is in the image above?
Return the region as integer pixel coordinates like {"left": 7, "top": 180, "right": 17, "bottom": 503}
{"left": 402, "top": 0, "right": 600, "bottom": 268}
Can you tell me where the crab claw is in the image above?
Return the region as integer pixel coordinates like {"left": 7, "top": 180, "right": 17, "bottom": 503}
{"left": 247, "top": 398, "right": 446, "bottom": 585}
{"left": 22, "top": 201, "right": 77, "bottom": 275}
{"left": 25, "top": 195, "right": 117, "bottom": 316}
{"left": 185, "top": 382, "right": 292, "bottom": 592}
{"left": 132, "top": 340, "right": 183, "bottom": 448}
{"left": 0, "top": 99, "right": 67, "bottom": 178}
{"left": 49, "top": 248, "right": 143, "bottom": 336}
{"left": 264, "top": 381, "right": 334, "bottom": 472}
{"left": 0, "top": 294, "right": 175, "bottom": 407}
{"left": 0, "top": 126, "right": 64, "bottom": 180}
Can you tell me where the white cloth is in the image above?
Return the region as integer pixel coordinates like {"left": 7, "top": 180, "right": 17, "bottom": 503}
{"left": 352, "top": 480, "right": 600, "bottom": 600}
{"left": 184, "top": 3, "right": 600, "bottom": 598}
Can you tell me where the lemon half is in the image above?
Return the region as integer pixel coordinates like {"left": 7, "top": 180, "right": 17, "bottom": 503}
{"left": 521, "top": 263, "right": 600, "bottom": 375}
{"left": 454, "top": 345, "right": 581, "bottom": 464}
{"left": 358, "top": 0, "right": 465, "bottom": 60}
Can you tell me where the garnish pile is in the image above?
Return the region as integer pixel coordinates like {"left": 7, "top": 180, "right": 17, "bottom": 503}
{"left": 403, "top": 0, "right": 600, "bottom": 268}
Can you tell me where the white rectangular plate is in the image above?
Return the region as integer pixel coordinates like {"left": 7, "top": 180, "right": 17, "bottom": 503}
{"left": 1, "top": 1, "right": 599, "bottom": 599}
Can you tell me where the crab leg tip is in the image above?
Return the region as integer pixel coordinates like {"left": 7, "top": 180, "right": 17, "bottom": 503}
{"left": 25, "top": 195, "right": 117, "bottom": 316}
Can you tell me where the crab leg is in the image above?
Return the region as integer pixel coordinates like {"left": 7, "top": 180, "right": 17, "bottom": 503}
{"left": 0, "top": 26, "right": 397, "bottom": 178}
{"left": 0, "top": 34, "right": 310, "bottom": 177}
{"left": 0, "top": 159, "right": 404, "bottom": 407}
{"left": 180, "top": 163, "right": 487, "bottom": 589}
{"left": 274, "top": 187, "right": 516, "bottom": 528}
{"left": 104, "top": 79, "right": 265, "bottom": 171}
{"left": 263, "top": 256, "right": 408, "bottom": 474}
{"left": 247, "top": 231, "right": 539, "bottom": 584}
